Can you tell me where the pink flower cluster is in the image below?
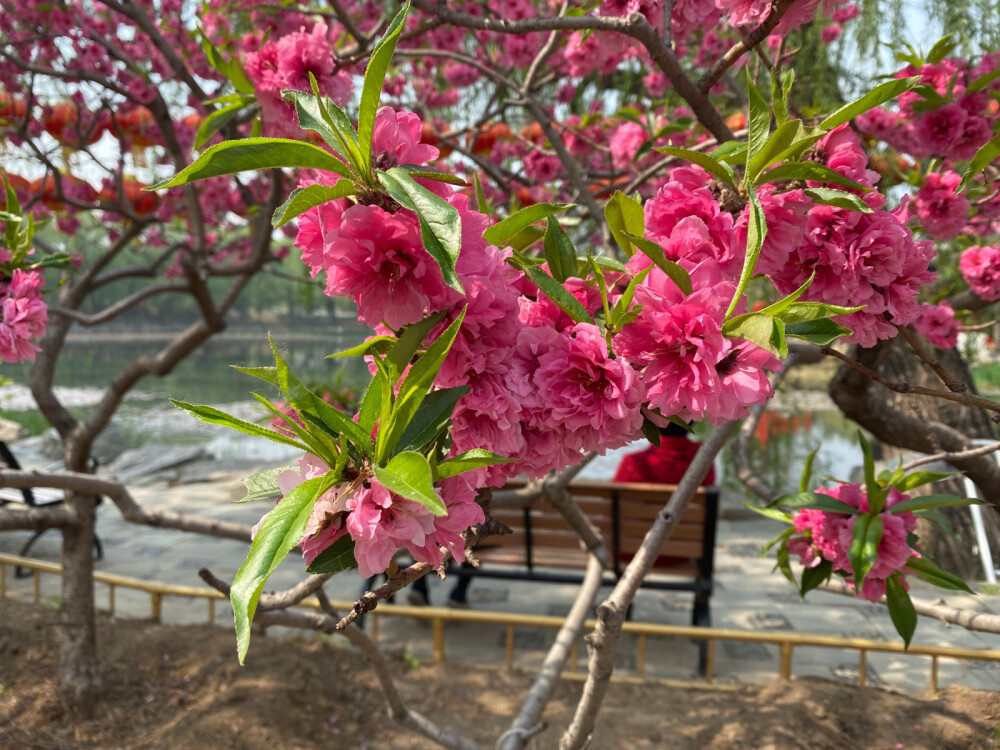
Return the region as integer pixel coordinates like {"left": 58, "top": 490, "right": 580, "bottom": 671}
{"left": 244, "top": 22, "right": 352, "bottom": 139}
{"left": 295, "top": 106, "right": 784, "bottom": 503}
{"left": 0, "top": 268, "right": 48, "bottom": 363}
{"left": 751, "top": 126, "right": 936, "bottom": 347}
{"left": 915, "top": 170, "right": 969, "bottom": 239}
{"left": 788, "top": 483, "right": 918, "bottom": 602}
{"left": 959, "top": 245, "right": 1000, "bottom": 301}
{"left": 257, "top": 454, "right": 484, "bottom": 579}
{"left": 913, "top": 302, "right": 959, "bottom": 349}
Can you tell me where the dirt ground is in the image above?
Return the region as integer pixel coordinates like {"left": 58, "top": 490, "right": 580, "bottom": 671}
{"left": 2, "top": 597, "right": 1000, "bottom": 750}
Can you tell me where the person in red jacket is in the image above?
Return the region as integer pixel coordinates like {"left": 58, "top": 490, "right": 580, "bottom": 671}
{"left": 613, "top": 422, "right": 716, "bottom": 486}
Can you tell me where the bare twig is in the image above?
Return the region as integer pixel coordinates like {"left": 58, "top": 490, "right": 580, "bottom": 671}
{"left": 898, "top": 325, "right": 968, "bottom": 394}
{"left": 900, "top": 441, "right": 1000, "bottom": 473}
{"left": 822, "top": 345, "right": 1000, "bottom": 421}
{"left": 820, "top": 578, "right": 1000, "bottom": 634}
{"left": 0, "top": 504, "right": 75, "bottom": 532}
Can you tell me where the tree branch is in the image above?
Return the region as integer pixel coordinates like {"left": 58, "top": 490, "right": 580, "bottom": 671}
{"left": 698, "top": 0, "right": 797, "bottom": 91}
{"left": 559, "top": 421, "right": 738, "bottom": 750}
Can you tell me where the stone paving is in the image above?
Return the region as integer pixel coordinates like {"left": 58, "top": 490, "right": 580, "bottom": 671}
{"left": 4, "top": 452, "right": 1000, "bottom": 694}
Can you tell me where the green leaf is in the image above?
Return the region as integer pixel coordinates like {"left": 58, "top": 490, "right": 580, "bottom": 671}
{"left": 885, "top": 573, "right": 917, "bottom": 649}
{"left": 611, "top": 264, "right": 652, "bottom": 326}
{"left": 358, "top": 369, "right": 388, "bottom": 435}
{"left": 760, "top": 161, "right": 872, "bottom": 192}
{"left": 848, "top": 514, "right": 883, "bottom": 590}
{"left": 622, "top": 232, "right": 692, "bottom": 295}
{"left": 894, "top": 471, "right": 957, "bottom": 493}
{"left": 358, "top": 1, "right": 410, "bottom": 174}
{"left": 905, "top": 556, "right": 974, "bottom": 594}
{"left": 506, "top": 225, "right": 546, "bottom": 252}
{"left": 926, "top": 33, "right": 958, "bottom": 65}
{"left": 230, "top": 365, "right": 280, "bottom": 387}
{"left": 327, "top": 336, "right": 395, "bottom": 359}
{"left": 970, "top": 68, "right": 1000, "bottom": 93}
{"left": 776, "top": 542, "right": 797, "bottom": 587}
{"left": 373, "top": 451, "right": 446, "bottom": 516}
{"left": 726, "top": 189, "right": 766, "bottom": 319}
{"left": 800, "top": 559, "right": 834, "bottom": 597}
{"left": 251, "top": 392, "right": 338, "bottom": 465}
{"left": 376, "top": 311, "right": 466, "bottom": 461}
{"left": 195, "top": 102, "right": 243, "bottom": 150}
{"left": 524, "top": 266, "right": 593, "bottom": 323}
{"left": 385, "top": 312, "right": 448, "bottom": 382}
{"left": 785, "top": 318, "right": 852, "bottom": 345}
{"left": 762, "top": 525, "right": 795, "bottom": 555}
{"left": 640, "top": 416, "right": 661, "bottom": 446}
{"left": 283, "top": 90, "right": 362, "bottom": 170}
{"left": 745, "top": 68, "right": 771, "bottom": 163}
{"left": 543, "top": 216, "right": 577, "bottom": 282}
{"left": 377, "top": 167, "right": 463, "bottom": 292}
{"left": 747, "top": 120, "right": 805, "bottom": 182}
{"left": 722, "top": 313, "right": 785, "bottom": 357}
{"left": 397, "top": 164, "right": 469, "bottom": 186}
{"left": 272, "top": 181, "right": 356, "bottom": 227}
{"left": 237, "top": 466, "right": 293, "bottom": 503}
{"left": 770, "top": 491, "right": 860, "bottom": 515}
{"left": 604, "top": 191, "right": 645, "bottom": 257}
{"left": 305, "top": 535, "right": 358, "bottom": 574}
{"left": 231, "top": 476, "right": 324, "bottom": 662}
{"left": 772, "top": 70, "right": 789, "bottom": 127}
{"left": 483, "top": 203, "right": 573, "bottom": 247}
{"left": 799, "top": 445, "right": 821, "bottom": 493}
{"left": 653, "top": 146, "right": 737, "bottom": 188}
{"left": 888, "top": 494, "right": 984, "bottom": 515}
{"left": 958, "top": 132, "right": 1000, "bottom": 193}
{"left": 170, "top": 399, "right": 309, "bottom": 451}
{"left": 435, "top": 449, "right": 516, "bottom": 480}
{"left": 741, "top": 501, "right": 792, "bottom": 523}
{"left": 769, "top": 300, "right": 862, "bottom": 324}
{"left": 820, "top": 76, "right": 922, "bottom": 130}
{"left": 590, "top": 255, "right": 627, "bottom": 273}
{"left": 150, "top": 138, "right": 350, "bottom": 189}
{"left": 804, "top": 188, "right": 874, "bottom": 213}
{"left": 858, "top": 431, "right": 888, "bottom": 513}
{"left": 270, "top": 338, "right": 373, "bottom": 457}
{"left": 395, "top": 385, "right": 469, "bottom": 454}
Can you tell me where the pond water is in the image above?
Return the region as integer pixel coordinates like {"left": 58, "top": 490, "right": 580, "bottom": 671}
{"left": 0, "top": 333, "right": 871, "bottom": 493}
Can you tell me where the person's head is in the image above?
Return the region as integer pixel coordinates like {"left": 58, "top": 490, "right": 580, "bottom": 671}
{"left": 659, "top": 422, "right": 691, "bottom": 438}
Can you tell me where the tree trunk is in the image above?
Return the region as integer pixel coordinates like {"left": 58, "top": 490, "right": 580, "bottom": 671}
{"left": 57, "top": 492, "right": 101, "bottom": 714}
{"left": 829, "top": 336, "right": 1000, "bottom": 579}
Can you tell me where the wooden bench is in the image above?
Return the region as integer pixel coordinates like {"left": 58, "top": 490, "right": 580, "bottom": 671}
{"left": 468, "top": 480, "right": 719, "bottom": 632}
{"left": 0, "top": 440, "right": 103, "bottom": 575}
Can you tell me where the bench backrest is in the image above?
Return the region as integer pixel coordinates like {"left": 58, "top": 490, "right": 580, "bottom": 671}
{"left": 485, "top": 480, "right": 719, "bottom": 579}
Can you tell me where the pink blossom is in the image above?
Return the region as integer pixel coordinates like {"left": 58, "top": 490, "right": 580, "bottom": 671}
{"left": 915, "top": 170, "right": 969, "bottom": 239}
{"left": 609, "top": 122, "right": 647, "bottom": 171}
{"left": 789, "top": 483, "right": 919, "bottom": 602}
{"left": 960, "top": 245, "right": 1000, "bottom": 301}
{"left": 371, "top": 106, "right": 439, "bottom": 167}
{"left": 346, "top": 480, "right": 439, "bottom": 578}
{"left": 821, "top": 23, "right": 842, "bottom": 43}
{"left": 914, "top": 103, "right": 967, "bottom": 157}
{"left": 0, "top": 269, "right": 48, "bottom": 363}
{"left": 913, "top": 303, "right": 959, "bottom": 349}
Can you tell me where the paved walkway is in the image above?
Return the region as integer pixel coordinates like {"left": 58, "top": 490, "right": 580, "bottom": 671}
{"left": 3, "top": 453, "right": 1000, "bottom": 694}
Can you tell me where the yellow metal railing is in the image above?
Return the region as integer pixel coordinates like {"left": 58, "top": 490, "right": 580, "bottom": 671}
{"left": 3, "top": 551, "right": 999, "bottom": 693}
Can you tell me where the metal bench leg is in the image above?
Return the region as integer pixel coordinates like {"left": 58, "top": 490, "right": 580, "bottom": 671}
{"left": 693, "top": 590, "right": 711, "bottom": 676}
{"left": 15, "top": 530, "right": 49, "bottom": 578}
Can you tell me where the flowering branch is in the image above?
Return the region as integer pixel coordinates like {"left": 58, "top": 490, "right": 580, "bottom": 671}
{"left": 697, "top": 0, "right": 798, "bottom": 92}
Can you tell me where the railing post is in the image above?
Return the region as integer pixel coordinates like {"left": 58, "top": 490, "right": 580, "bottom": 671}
{"left": 432, "top": 617, "right": 445, "bottom": 663}
{"left": 779, "top": 642, "right": 793, "bottom": 680}
{"left": 931, "top": 655, "right": 939, "bottom": 693}
{"left": 150, "top": 592, "right": 162, "bottom": 622}
{"left": 858, "top": 649, "right": 867, "bottom": 686}
{"left": 33, "top": 569, "right": 40, "bottom": 603}
{"left": 208, "top": 597, "right": 215, "bottom": 625}
{"left": 505, "top": 624, "right": 515, "bottom": 670}
{"left": 636, "top": 633, "right": 646, "bottom": 679}
{"left": 705, "top": 640, "right": 715, "bottom": 684}
{"left": 108, "top": 584, "right": 115, "bottom": 615}
{"left": 0, "top": 561, "right": 6, "bottom": 597}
